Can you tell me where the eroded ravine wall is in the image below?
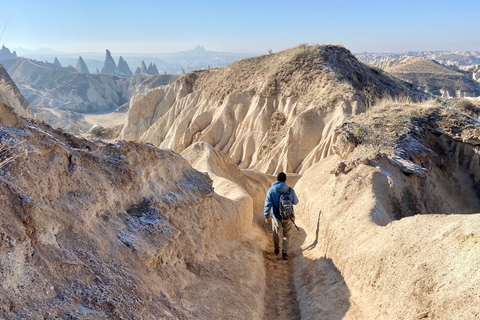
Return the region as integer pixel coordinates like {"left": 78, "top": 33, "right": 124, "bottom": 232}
{"left": 294, "top": 148, "right": 480, "bottom": 319}
{"left": 0, "top": 116, "right": 266, "bottom": 319}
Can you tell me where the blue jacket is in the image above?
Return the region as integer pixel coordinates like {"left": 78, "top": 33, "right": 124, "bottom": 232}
{"left": 264, "top": 181, "right": 299, "bottom": 220}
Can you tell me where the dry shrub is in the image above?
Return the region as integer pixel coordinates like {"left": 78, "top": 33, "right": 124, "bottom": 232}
{"left": 453, "top": 98, "right": 480, "bottom": 118}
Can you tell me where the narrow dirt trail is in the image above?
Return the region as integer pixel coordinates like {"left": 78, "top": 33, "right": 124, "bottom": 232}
{"left": 261, "top": 222, "right": 301, "bottom": 320}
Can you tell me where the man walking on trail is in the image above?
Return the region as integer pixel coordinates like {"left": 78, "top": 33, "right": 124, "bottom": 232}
{"left": 264, "top": 172, "right": 299, "bottom": 260}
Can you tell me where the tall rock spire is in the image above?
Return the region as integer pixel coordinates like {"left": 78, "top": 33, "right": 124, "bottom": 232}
{"left": 76, "top": 56, "right": 90, "bottom": 73}
{"left": 53, "top": 57, "right": 62, "bottom": 68}
{"left": 101, "top": 49, "right": 117, "bottom": 74}
{"left": 117, "top": 56, "right": 133, "bottom": 76}
{"left": 139, "top": 60, "right": 147, "bottom": 74}
{"left": 147, "top": 62, "right": 159, "bottom": 75}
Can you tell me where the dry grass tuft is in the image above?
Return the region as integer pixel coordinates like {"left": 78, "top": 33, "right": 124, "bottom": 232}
{"left": 452, "top": 98, "right": 480, "bottom": 119}
{"left": 0, "top": 139, "right": 27, "bottom": 170}
{"left": 338, "top": 97, "right": 440, "bottom": 160}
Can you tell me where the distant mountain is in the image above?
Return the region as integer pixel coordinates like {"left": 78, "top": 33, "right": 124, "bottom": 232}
{"left": 14, "top": 47, "right": 66, "bottom": 55}
{"left": 356, "top": 51, "right": 480, "bottom": 67}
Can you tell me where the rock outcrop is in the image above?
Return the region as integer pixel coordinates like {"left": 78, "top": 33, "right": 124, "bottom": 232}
{"left": 121, "top": 44, "right": 426, "bottom": 174}
{"left": 0, "top": 45, "right": 17, "bottom": 61}
{"left": 53, "top": 57, "right": 62, "bottom": 68}
{"left": 461, "top": 64, "right": 480, "bottom": 82}
{"left": 0, "top": 64, "right": 33, "bottom": 118}
{"left": 100, "top": 49, "right": 117, "bottom": 74}
{"left": 139, "top": 60, "right": 147, "bottom": 74}
{"left": 75, "top": 55, "right": 89, "bottom": 73}
{"left": 147, "top": 62, "right": 159, "bottom": 75}
{"left": 117, "top": 56, "right": 133, "bottom": 76}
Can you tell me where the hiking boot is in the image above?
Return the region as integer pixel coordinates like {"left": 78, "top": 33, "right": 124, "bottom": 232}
{"left": 282, "top": 253, "right": 288, "bottom": 260}
{"left": 274, "top": 249, "right": 280, "bottom": 255}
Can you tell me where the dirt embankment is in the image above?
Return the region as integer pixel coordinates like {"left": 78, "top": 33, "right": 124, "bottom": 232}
{"left": 0, "top": 109, "right": 270, "bottom": 319}
{"left": 293, "top": 100, "right": 480, "bottom": 319}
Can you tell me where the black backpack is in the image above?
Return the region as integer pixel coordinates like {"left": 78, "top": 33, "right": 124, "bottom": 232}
{"left": 278, "top": 188, "right": 294, "bottom": 220}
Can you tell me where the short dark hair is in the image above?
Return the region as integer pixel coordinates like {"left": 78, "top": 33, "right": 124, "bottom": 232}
{"left": 277, "top": 172, "right": 286, "bottom": 182}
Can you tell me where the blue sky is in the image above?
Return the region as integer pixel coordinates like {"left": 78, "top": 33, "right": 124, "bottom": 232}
{"left": 0, "top": 0, "right": 479, "bottom": 54}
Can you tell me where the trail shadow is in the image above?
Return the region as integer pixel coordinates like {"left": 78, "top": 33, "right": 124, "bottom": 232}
{"left": 293, "top": 222, "right": 353, "bottom": 319}
{"left": 304, "top": 210, "right": 321, "bottom": 251}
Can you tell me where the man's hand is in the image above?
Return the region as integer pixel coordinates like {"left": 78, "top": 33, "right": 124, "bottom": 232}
{"left": 265, "top": 218, "right": 271, "bottom": 225}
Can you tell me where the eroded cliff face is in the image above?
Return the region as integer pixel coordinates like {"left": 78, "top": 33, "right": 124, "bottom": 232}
{"left": 121, "top": 45, "right": 425, "bottom": 175}
{"left": 293, "top": 101, "right": 480, "bottom": 319}
{"left": 0, "top": 107, "right": 266, "bottom": 319}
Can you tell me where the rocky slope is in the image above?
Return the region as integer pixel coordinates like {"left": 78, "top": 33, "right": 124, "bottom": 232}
{"left": 121, "top": 44, "right": 426, "bottom": 175}
{"left": 0, "top": 89, "right": 272, "bottom": 319}
{"left": 384, "top": 57, "right": 480, "bottom": 98}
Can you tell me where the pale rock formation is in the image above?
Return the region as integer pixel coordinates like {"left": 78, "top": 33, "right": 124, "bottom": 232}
{"left": 1, "top": 57, "right": 179, "bottom": 116}
{"left": 117, "top": 56, "right": 133, "bottom": 76}
{"left": 100, "top": 49, "right": 117, "bottom": 74}
{"left": 139, "top": 60, "right": 147, "bottom": 74}
{"left": 0, "top": 64, "right": 33, "bottom": 118}
{"left": 121, "top": 45, "right": 425, "bottom": 174}
{"left": 53, "top": 57, "right": 62, "bottom": 68}
{"left": 147, "top": 62, "right": 159, "bottom": 75}
{"left": 75, "top": 55, "right": 89, "bottom": 73}
{"left": 462, "top": 64, "right": 480, "bottom": 82}
{"left": 134, "top": 66, "right": 141, "bottom": 75}
{"left": 0, "top": 45, "right": 17, "bottom": 61}
{"left": 182, "top": 141, "right": 270, "bottom": 213}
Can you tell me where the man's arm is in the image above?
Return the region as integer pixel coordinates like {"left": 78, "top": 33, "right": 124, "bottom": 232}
{"left": 264, "top": 189, "right": 273, "bottom": 221}
{"left": 290, "top": 188, "right": 299, "bottom": 205}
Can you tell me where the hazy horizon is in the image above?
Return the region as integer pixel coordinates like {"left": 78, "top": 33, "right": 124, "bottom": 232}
{"left": 1, "top": 0, "right": 480, "bottom": 55}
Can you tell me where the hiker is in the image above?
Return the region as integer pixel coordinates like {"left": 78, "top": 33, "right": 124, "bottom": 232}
{"left": 264, "top": 172, "right": 299, "bottom": 260}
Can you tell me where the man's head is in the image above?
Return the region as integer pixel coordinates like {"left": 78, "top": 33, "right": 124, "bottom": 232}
{"left": 277, "top": 172, "right": 286, "bottom": 182}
